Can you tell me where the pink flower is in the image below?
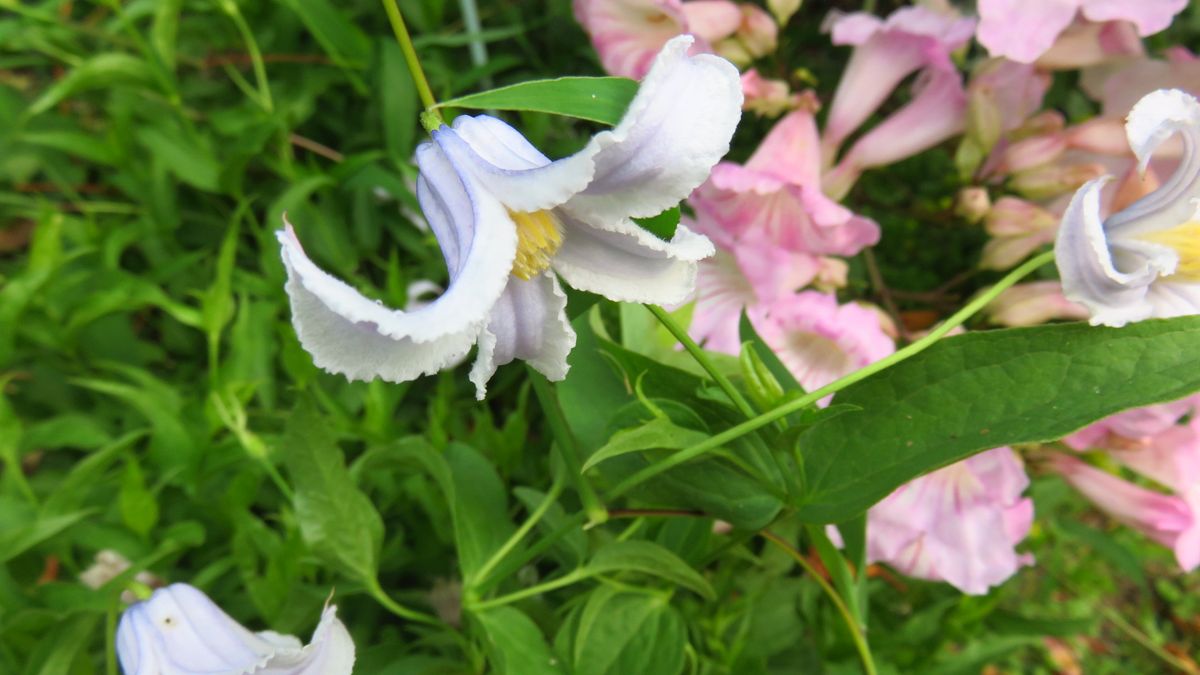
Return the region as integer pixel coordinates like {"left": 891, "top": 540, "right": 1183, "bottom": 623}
{"left": 714, "top": 4, "right": 778, "bottom": 66}
{"left": 689, "top": 240, "right": 823, "bottom": 354}
{"left": 980, "top": 197, "right": 1060, "bottom": 270}
{"left": 1037, "top": 19, "right": 1144, "bottom": 70}
{"left": 1051, "top": 451, "right": 1200, "bottom": 570}
{"left": 749, "top": 291, "right": 895, "bottom": 399}
{"left": 985, "top": 281, "right": 1089, "bottom": 327}
{"left": 1064, "top": 396, "right": 1200, "bottom": 450}
{"left": 690, "top": 108, "right": 880, "bottom": 257}
{"left": 976, "top": 0, "right": 1185, "bottom": 65}
{"left": 1098, "top": 49, "right": 1200, "bottom": 117}
{"left": 740, "top": 69, "right": 804, "bottom": 117}
{"left": 864, "top": 447, "right": 1035, "bottom": 594}
{"left": 822, "top": 7, "right": 975, "bottom": 159}
{"left": 574, "top": 0, "right": 741, "bottom": 79}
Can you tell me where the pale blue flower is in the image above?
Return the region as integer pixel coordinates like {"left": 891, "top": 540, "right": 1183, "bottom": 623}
{"left": 1057, "top": 88, "right": 1200, "bottom": 327}
{"left": 278, "top": 35, "right": 742, "bottom": 397}
{"left": 116, "top": 583, "right": 354, "bottom": 674}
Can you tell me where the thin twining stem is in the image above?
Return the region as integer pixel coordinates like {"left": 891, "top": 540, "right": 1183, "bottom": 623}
{"left": 606, "top": 250, "right": 1057, "bottom": 500}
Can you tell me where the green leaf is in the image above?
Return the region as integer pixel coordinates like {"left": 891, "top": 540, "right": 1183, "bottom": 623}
{"left": 283, "top": 400, "right": 384, "bottom": 583}
{"left": 797, "top": 318, "right": 1200, "bottom": 522}
{"left": 475, "top": 607, "right": 565, "bottom": 675}
{"left": 632, "top": 206, "right": 680, "bottom": 240}
{"left": 445, "top": 443, "right": 516, "bottom": 582}
{"left": 435, "top": 76, "right": 638, "bottom": 125}
{"left": 570, "top": 587, "right": 686, "bottom": 675}
{"left": 136, "top": 125, "right": 221, "bottom": 192}
{"left": 586, "top": 540, "right": 715, "bottom": 600}
{"left": 280, "top": 0, "right": 372, "bottom": 67}
{"left": 27, "top": 53, "right": 156, "bottom": 116}
{"left": 119, "top": 459, "right": 158, "bottom": 537}
{"left": 378, "top": 38, "right": 417, "bottom": 166}
{"left": 583, "top": 416, "right": 710, "bottom": 472}
{"left": 151, "top": 0, "right": 183, "bottom": 71}
{"left": 0, "top": 506, "right": 93, "bottom": 565}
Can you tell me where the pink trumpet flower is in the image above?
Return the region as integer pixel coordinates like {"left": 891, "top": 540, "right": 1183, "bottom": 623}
{"left": 976, "top": 0, "right": 1185, "bottom": 65}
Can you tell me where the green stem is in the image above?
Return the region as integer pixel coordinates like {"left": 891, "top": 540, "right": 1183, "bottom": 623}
{"left": 529, "top": 369, "right": 608, "bottom": 526}
{"left": 380, "top": 0, "right": 444, "bottom": 126}
{"left": 1102, "top": 607, "right": 1199, "bottom": 674}
{"left": 365, "top": 577, "right": 442, "bottom": 626}
{"left": 647, "top": 304, "right": 757, "bottom": 419}
{"left": 222, "top": 2, "right": 273, "bottom": 112}
{"left": 468, "top": 568, "right": 590, "bottom": 612}
{"left": 608, "top": 251, "right": 1055, "bottom": 499}
{"left": 469, "top": 467, "right": 566, "bottom": 589}
{"left": 761, "top": 531, "right": 877, "bottom": 675}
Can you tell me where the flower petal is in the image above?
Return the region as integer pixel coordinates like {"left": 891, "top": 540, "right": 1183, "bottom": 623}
{"left": 1081, "top": 0, "right": 1187, "bottom": 37}
{"left": 433, "top": 115, "right": 599, "bottom": 214}
{"left": 679, "top": 0, "right": 741, "bottom": 42}
{"left": 470, "top": 272, "right": 576, "bottom": 399}
{"left": 279, "top": 227, "right": 477, "bottom": 382}
{"left": 552, "top": 213, "right": 714, "bottom": 304}
{"left": 1055, "top": 177, "right": 1176, "bottom": 326}
{"left": 1105, "top": 88, "right": 1200, "bottom": 238}
{"left": 976, "top": 0, "right": 1080, "bottom": 64}
{"left": 566, "top": 35, "right": 743, "bottom": 223}
{"left": 259, "top": 605, "right": 357, "bottom": 673}
{"left": 573, "top": 0, "right": 688, "bottom": 79}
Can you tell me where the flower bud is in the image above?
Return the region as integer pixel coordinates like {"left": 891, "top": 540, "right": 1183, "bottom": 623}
{"left": 1000, "top": 133, "right": 1067, "bottom": 174}
{"left": 955, "top": 187, "right": 991, "bottom": 224}
{"left": 1009, "top": 162, "right": 1106, "bottom": 200}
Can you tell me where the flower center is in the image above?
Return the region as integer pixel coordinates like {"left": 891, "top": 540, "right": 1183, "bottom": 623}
{"left": 1140, "top": 221, "right": 1200, "bottom": 281}
{"left": 508, "top": 209, "right": 563, "bottom": 280}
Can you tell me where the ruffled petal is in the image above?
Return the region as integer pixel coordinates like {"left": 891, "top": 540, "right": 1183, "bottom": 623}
{"left": 566, "top": 35, "right": 743, "bottom": 223}
{"left": 280, "top": 138, "right": 516, "bottom": 346}
{"left": 1105, "top": 88, "right": 1200, "bottom": 238}
{"left": 1054, "top": 177, "right": 1176, "bottom": 326}
{"left": 470, "top": 272, "right": 576, "bottom": 399}
{"left": 279, "top": 227, "right": 477, "bottom": 382}
{"left": 433, "top": 115, "right": 599, "bottom": 214}
{"left": 551, "top": 212, "right": 714, "bottom": 304}
{"left": 116, "top": 584, "right": 355, "bottom": 675}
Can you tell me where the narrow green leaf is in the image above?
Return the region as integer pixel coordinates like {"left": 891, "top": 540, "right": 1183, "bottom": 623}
{"left": 151, "top": 0, "right": 183, "bottom": 71}
{"left": 28, "top": 53, "right": 156, "bottom": 116}
{"left": 435, "top": 76, "right": 638, "bottom": 125}
{"left": 119, "top": 459, "right": 158, "bottom": 537}
{"left": 586, "top": 540, "right": 715, "bottom": 600}
{"left": 583, "top": 416, "right": 710, "bottom": 472}
{"left": 378, "top": 38, "right": 417, "bottom": 166}
{"left": 283, "top": 401, "right": 384, "bottom": 583}
{"left": 797, "top": 318, "right": 1200, "bottom": 522}
{"left": 280, "top": 0, "right": 372, "bottom": 66}
{"left": 445, "top": 443, "right": 516, "bottom": 581}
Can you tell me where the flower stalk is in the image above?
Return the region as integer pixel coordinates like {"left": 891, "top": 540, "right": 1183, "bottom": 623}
{"left": 380, "top": 0, "right": 444, "bottom": 127}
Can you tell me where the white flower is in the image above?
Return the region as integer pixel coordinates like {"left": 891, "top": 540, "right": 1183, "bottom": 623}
{"left": 1056, "top": 88, "right": 1200, "bottom": 327}
{"left": 278, "top": 35, "right": 741, "bottom": 398}
{"left": 116, "top": 583, "right": 354, "bottom": 675}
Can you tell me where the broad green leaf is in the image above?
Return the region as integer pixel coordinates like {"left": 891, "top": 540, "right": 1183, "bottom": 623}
{"left": 570, "top": 587, "right": 686, "bottom": 675}
{"left": 475, "top": 607, "right": 565, "bottom": 675}
{"left": 283, "top": 401, "right": 384, "bottom": 583}
{"left": 27, "top": 53, "right": 156, "bottom": 116}
{"left": 435, "top": 76, "right": 638, "bottom": 125}
{"left": 797, "top": 318, "right": 1200, "bottom": 522}
{"left": 582, "top": 416, "right": 710, "bottom": 472}
{"left": 586, "top": 540, "right": 715, "bottom": 599}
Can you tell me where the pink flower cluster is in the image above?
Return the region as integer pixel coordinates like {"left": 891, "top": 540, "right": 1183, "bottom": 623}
{"left": 1053, "top": 397, "right": 1200, "bottom": 571}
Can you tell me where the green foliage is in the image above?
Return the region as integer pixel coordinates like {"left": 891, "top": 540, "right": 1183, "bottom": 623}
{"left": 2, "top": 0, "right": 1199, "bottom": 673}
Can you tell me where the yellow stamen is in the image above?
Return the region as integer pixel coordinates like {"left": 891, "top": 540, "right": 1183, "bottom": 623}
{"left": 508, "top": 209, "right": 564, "bottom": 280}
{"left": 1140, "top": 221, "right": 1200, "bottom": 280}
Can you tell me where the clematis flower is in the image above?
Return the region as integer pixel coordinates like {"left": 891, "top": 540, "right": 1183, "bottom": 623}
{"left": 279, "top": 37, "right": 739, "bottom": 398}
{"left": 1055, "top": 89, "right": 1200, "bottom": 327}
{"left": 1051, "top": 452, "right": 1200, "bottom": 570}
{"left": 573, "top": 0, "right": 741, "bottom": 79}
{"left": 861, "top": 447, "right": 1035, "bottom": 594}
{"left": 976, "top": 0, "right": 1186, "bottom": 64}
{"left": 116, "top": 583, "right": 354, "bottom": 674}
{"left": 690, "top": 107, "right": 880, "bottom": 257}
